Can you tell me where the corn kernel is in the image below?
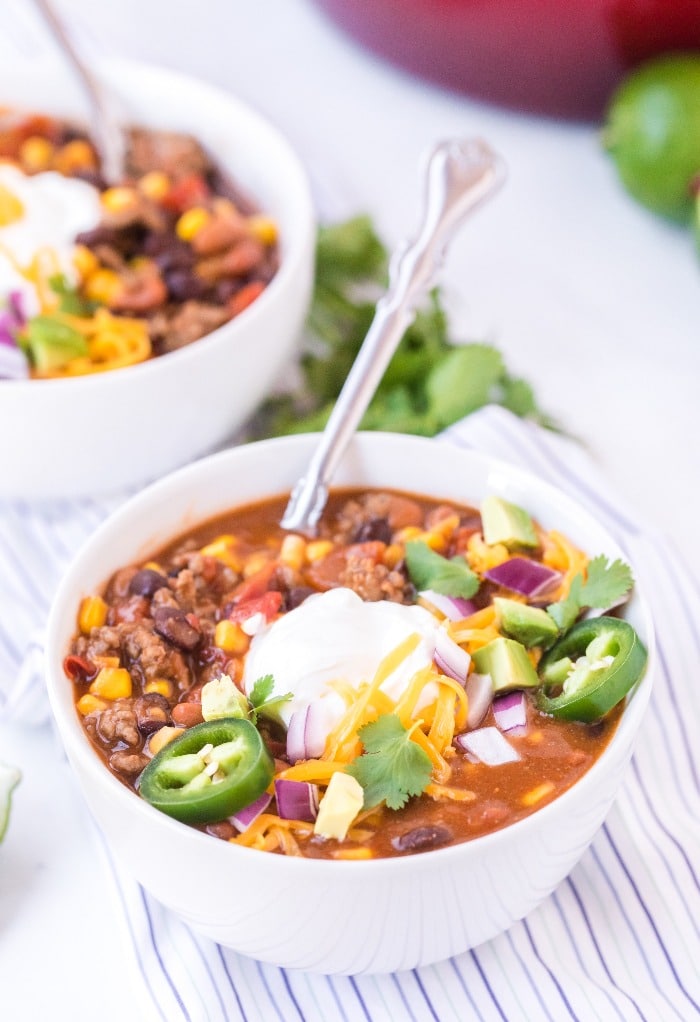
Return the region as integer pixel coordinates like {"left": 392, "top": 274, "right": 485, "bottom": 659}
{"left": 76, "top": 693, "right": 107, "bottom": 716}
{"left": 247, "top": 214, "right": 278, "bottom": 245}
{"left": 72, "top": 243, "right": 99, "bottom": 280}
{"left": 175, "top": 206, "right": 211, "bottom": 241}
{"left": 84, "top": 267, "right": 123, "bottom": 305}
{"left": 522, "top": 781, "right": 555, "bottom": 807}
{"left": 78, "top": 594, "right": 108, "bottom": 634}
{"left": 143, "top": 679, "right": 173, "bottom": 698}
{"left": 396, "top": 525, "right": 422, "bottom": 542}
{"left": 383, "top": 543, "right": 404, "bottom": 569}
{"left": 101, "top": 186, "right": 138, "bottom": 213}
{"left": 200, "top": 536, "right": 242, "bottom": 572}
{"left": 19, "top": 135, "right": 54, "bottom": 172}
{"left": 53, "top": 139, "right": 97, "bottom": 174}
{"left": 89, "top": 667, "right": 132, "bottom": 700}
{"left": 148, "top": 726, "right": 185, "bottom": 757}
{"left": 92, "top": 655, "right": 121, "bottom": 670}
{"left": 243, "top": 551, "right": 272, "bottom": 578}
{"left": 138, "top": 170, "right": 170, "bottom": 200}
{"left": 416, "top": 529, "right": 447, "bottom": 552}
{"left": 279, "top": 534, "right": 306, "bottom": 571}
{"left": 143, "top": 560, "right": 163, "bottom": 572}
{"left": 214, "top": 619, "right": 249, "bottom": 655}
{"left": 331, "top": 847, "right": 373, "bottom": 860}
{"left": 305, "top": 540, "right": 334, "bottom": 563}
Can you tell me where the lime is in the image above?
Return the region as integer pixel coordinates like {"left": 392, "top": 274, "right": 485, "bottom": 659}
{"left": 603, "top": 54, "right": 700, "bottom": 221}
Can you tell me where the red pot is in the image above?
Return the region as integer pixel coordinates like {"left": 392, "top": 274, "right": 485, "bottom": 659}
{"left": 311, "top": 0, "right": 700, "bottom": 120}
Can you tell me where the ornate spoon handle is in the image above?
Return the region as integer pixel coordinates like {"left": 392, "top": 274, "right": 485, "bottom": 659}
{"left": 281, "top": 138, "right": 506, "bottom": 534}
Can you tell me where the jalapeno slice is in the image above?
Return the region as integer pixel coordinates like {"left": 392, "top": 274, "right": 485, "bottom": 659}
{"left": 536, "top": 616, "right": 647, "bottom": 723}
{"left": 139, "top": 718, "right": 274, "bottom": 825}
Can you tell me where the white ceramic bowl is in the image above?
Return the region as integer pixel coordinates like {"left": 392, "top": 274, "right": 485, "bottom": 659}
{"left": 45, "top": 432, "right": 655, "bottom": 974}
{"left": 0, "top": 59, "right": 315, "bottom": 499}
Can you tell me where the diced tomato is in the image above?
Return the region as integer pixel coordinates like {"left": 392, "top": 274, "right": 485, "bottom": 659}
{"left": 232, "top": 562, "right": 278, "bottom": 603}
{"left": 161, "top": 173, "right": 211, "bottom": 214}
{"left": 228, "top": 590, "right": 283, "bottom": 625}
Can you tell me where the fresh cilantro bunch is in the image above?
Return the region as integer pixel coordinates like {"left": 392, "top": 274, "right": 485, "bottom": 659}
{"left": 249, "top": 216, "right": 555, "bottom": 438}
{"left": 546, "top": 556, "right": 633, "bottom": 633}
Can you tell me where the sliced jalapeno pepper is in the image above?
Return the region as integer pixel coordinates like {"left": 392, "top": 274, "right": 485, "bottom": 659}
{"left": 536, "top": 616, "right": 647, "bottom": 723}
{"left": 139, "top": 718, "right": 274, "bottom": 825}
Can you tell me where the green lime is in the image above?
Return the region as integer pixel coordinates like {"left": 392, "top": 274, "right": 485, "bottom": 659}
{"left": 603, "top": 54, "right": 700, "bottom": 221}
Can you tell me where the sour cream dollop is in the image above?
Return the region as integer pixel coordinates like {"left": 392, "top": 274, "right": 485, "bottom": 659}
{"left": 242, "top": 587, "right": 442, "bottom": 742}
{"left": 0, "top": 164, "right": 102, "bottom": 315}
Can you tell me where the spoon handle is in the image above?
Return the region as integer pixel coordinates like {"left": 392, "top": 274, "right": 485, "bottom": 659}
{"left": 31, "top": 0, "right": 126, "bottom": 183}
{"left": 281, "top": 138, "right": 506, "bottom": 534}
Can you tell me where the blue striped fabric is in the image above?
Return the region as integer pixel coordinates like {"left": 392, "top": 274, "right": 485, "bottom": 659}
{"left": 2, "top": 406, "right": 699, "bottom": 1021}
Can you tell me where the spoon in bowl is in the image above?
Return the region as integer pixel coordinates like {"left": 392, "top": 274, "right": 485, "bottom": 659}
{"left": 30, "top": 0, "right": 126, "bottom": 183}
{"left": 280, "top": 137, "right": 506, "bottom": 535}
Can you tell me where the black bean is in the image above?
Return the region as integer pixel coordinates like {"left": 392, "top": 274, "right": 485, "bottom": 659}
{"left": 352, "top": 516, "right": 393, "bottom": 544}
{"left": 285, "top": 586, "right": 315, "bottom": 611}
{"left": 153, "top": 606, "right": 201, "bottom": 651}
{"left": 164, "top": 268, "right": 206, "bottom": 301}
{"left": 134, "top": 693, "right": 171, "bottom": 734}
{"left": 214, "top": 278, "right": 242, "bottom": 303}
{"left": 146, "top": 235, "right": 194, "bottom": 271}
{"left": 76, "top": 225, "right": 124, "bottom": 249}
{"left": 391, "top": 825, "right": 452, "bottom": 854}
{"left": 128, "top": 568, "right": 169, "bottom": 599}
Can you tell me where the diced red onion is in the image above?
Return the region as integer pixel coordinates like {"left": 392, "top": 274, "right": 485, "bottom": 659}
{"left": 455, "top": 726, "right": 520, "bottom": 765}
{"left": 419, "top": 589, "right": 477, "bottom": 621}
{"left": 434, "top": 629, "right": 471, "bottom": 685}
{"left": 274, "top": 778, "right": 319, "bottom": 822}
{"left": 465, "top": 671, "right": 493, "bottom": 729}
{"left": 492, "top": 690, "right": 527, "bottom": 735}
{"left": 286, "top": 702, "right": 328, "bottom": 763}
{"left": 0, "top": 343, "right": 29, "bottom": 380}
{"left": 484, "top": 557, "right": 561, "bottom": 599}
{"left": 585, "top": 593, "right": 630, "bottom": 617}
{"left": 229, "top": 792, "right": 272, "bottom": 832}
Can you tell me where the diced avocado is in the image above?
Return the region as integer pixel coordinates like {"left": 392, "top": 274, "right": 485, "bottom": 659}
{"left": 201, "top": 674, "right": 249, "bottom": 722}
{"left": 314, "top": 771, "right": 364, "bottom": 841}
{"left": 481, "top": 496, "right": 538, "bottom": 550}
{"left": 24, "top": 315, "right": 88, "bottom": 374}
{"left": 494, "top": 597, "right": 559, "bottom": 649}
{"left": 472, "top": 636, "right": 539, "bottom": 693}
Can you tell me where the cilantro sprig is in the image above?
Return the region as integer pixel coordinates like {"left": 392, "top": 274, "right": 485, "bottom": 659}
{"left": 247, "top": 216, "right": 557, "bottom": 439}
{"left": 404, "top": 540, "right": 480, "bottom": 599}
{"left": 346, "top": 714, "right": 433, "bottom": 810}
{"left": 546, "top": 555, "right": 633, "bottom": 632}
{"left": 248, "top": 674, "right": 292, "bottom": 725}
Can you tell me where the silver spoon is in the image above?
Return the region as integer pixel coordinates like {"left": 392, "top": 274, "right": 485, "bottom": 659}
{"left": 30, "top": 0, "right": 126, "bottom": 183}
{"left": 281, "top": 137, "right": 506, "bottom": 534}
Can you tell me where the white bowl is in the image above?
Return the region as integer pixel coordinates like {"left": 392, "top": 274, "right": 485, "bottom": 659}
{"left": 0, "top": 58, "right": 315, "bottom": 499}
{"left": 45, "top": 432, "right": 655, "bottom": 973}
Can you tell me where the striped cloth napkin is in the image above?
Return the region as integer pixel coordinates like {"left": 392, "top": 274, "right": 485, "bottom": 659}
{"left": 2, "top": 405, "right": 699, "bottom": 1021}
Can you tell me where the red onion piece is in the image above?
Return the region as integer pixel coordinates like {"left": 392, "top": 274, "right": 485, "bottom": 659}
{"left": 0, "top": 344, "right": 28, "bottom": 380}
{"left": 484, "top": 557, "right": 561, "bottom": 598}
{"left": 465, "top": 671, "right": 493, "bottom": 730}
{"left": 286, "top": 702, "right": 329, "bottom": 763}
{"left": 455, "top": 726, "right": 520, "bottom": 765}
{"left": 229, "top": 792, "right": 271, "bottom": 832}
{"left": 419, "top": 589, "right": 477, "bottom": 621}
{"left": 492, "top": 690, "right": 527, "bottom": 735}
{"left": 274, "top": 778, "right": 319, "bottom": 822}
{"left": 434, "top": 630, "right": 471, "bottom": 685}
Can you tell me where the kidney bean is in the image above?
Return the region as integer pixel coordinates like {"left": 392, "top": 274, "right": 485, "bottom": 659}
{"left": 128, "top": 569, "right": 169, "bottom": 599}
{"left": 164, "top": 268, "right": 206, "bottom": 301}
{"left": 352, "top": 516, "right": 393, "bottom": 544}
{"left": 284, "top": 585, "right": 315, "bottom": 611}
{"left": 391, "top": 825, "right": 452, "bottom": 854}
{"left": 134, "top": 693, "right": 171, "bottom": 734}
{"left": 171, "top": 701, "right": 204, "bottom": 727}
{"left": 153, "top": 606, "right": 201, "bottom": 651}
{"left": 63, "top": 654, "right": 97, "bottom": 683}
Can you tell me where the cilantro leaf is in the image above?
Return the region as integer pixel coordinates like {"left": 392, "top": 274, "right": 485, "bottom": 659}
{"left": 405, "top": 540, "right": 480, "bottom": 598}
{"left": 248, "top": 674, "right": 292, "bottom": 725}
{"left": 579, "top": 555, "right": 633, "bottom": 610}
{"left": 547, "top": 556, "right": 634, "bottom": 632}
{"left": 346, "top": 714, "right": 432, "bottom": 810}
{"left": 48, "top": 273, "right": 96, "bottom": 316}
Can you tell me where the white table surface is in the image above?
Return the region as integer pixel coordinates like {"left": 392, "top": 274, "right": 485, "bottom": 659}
{"left": 1, "top": 2, "right": 698, "bottom": 1019}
